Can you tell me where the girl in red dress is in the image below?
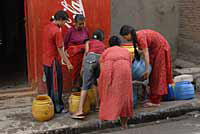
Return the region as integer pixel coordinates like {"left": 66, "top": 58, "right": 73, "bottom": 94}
{"left": 120, "top": 25, "right": 174, "bottom": 107}
{"left": 72, "top": 29, "right": 105, "bottom": 119}
{"left": 98, "top": 36, "right": 133, "bottom": 128}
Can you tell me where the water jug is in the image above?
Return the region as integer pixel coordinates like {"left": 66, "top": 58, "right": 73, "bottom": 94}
{"left": 132, "top": 59, "right": 152, "bottom": 80}
{"left": 88, "top": 87, "right": 97, "bottom": 106}
{"left": 32, "top": 96, "right": 54, "bottom": 122}
{"left": 175, "top": 81, "right": 195, "bottom": 100}
{"left": 69, "top": 92, "right": 90, "bottom": 114}
{"left": 163, "top": 84, "right": 176, "bottom": 101}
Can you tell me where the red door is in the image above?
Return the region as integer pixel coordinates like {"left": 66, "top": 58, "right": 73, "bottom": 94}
{"left": 24, "top": 0, "right": 111, "bottom": 93}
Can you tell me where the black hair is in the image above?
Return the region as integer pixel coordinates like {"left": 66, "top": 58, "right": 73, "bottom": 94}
{"left": 109, "top": 36, "right": 121, "bottom": 47}
{"left": 54, "top": 10, "right": 69, "bottom": 20}
{"left": 92, "top": 29, "right": 104, "bottom": 41}
{"left": 74, "top": 14, "right": 85, "bottom": 23}
{"left": 120, "top": 25, "right": 140, "bottom": 61}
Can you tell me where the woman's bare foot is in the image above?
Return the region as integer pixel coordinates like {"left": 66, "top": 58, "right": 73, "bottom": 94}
{"left": 143, "top": 102, "right": 160, "bottom": 108}
{"left": 121, "top": 124, "right": 128, "bottom": 129}
{"left": 120, "top": 117, "right": 128, "bottom": 129}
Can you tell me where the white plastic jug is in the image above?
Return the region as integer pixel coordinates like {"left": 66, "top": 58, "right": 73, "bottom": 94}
{"left": 174, "top": 75, "right": 193, "bottom": 83}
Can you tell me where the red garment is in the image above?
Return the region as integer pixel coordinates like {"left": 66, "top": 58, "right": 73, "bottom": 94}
{"left": 98, "top": 46, "right": 133, "bottom": 121}
{"left": 136, "top": 30, "right": 174, "bottom": 97}
{"left": 150, "top": 95, "right": 162, "bottom": 104}
{"left": 43, "top": 22, "right": 63, "bottom": 66}
{"left": 64, "top": 27, "right": 89, "bottom": 48}
{"left": 64, "top": 26, "right": 89, "bottom": 84}
{"left": 88, "top": 39, "right": 105, "bottom": 54}
{"left": 61, "top": 26, "right": 68, "bottom": 38}
{"left": 67, "top": 44, "right": 85, "bottom": 82}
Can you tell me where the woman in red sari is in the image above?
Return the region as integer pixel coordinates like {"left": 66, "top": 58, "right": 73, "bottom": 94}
{"left": 64, "top": 14, "right": 89, "bottom": 91}
{"left": 98, "top": 36, "right": 133, "bottom": 129}
{"left": 120, "top": 25, "right": 174, "bottom": 107}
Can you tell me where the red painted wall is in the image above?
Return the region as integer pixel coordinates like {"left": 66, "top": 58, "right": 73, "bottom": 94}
{"left": 24, "top": 0, "right": 111, "bottom": 93}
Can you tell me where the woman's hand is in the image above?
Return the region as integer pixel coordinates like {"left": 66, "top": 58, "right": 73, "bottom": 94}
{"left": 141, "top": 71, "right": 150, "bottom": 80}
{"left": 67, "top": 62, "right": 73, "bottom": 72}
{"left": 65, "top": 51, "right": 69, "bottom": 57}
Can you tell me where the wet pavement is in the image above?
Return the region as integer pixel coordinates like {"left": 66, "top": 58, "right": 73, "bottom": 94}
{"left": 85, "top": 112, "right": 200, "bottom": 134}
{"left": 0, "top": 94, "right": 200, "bottom": 134}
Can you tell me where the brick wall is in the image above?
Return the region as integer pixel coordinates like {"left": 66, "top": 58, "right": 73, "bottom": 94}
{"left": 178, "top": 0, "right": 200, "bottom": 64}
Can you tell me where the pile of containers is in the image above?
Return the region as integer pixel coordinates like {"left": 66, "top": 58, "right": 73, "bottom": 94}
{"left": 163, "top": 75, "right": 195, "bottom": 101}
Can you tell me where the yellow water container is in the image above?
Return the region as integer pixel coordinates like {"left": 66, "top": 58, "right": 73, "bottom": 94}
{"left": 121, "top": 44, "right": 135, "bottom": 61}
{"left": 69, "top": 92, "right": 90, "bottom": 114}
{"left": 32, "top": 95, "right": 54, "bottom": 122}
{"left": 88, "top": 87, "right": 97, "bottom": 106}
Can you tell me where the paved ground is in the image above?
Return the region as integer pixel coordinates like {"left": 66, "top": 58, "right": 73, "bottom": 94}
{"left": 85, "top": 112, "right": 200, "bottom": 134}
{"left": 0, "top": 94, "right": 200, "bottom": 134}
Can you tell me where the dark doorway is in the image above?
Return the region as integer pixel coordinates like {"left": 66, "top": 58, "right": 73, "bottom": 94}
{"left": 0, "top": 0, "right": 28, "bottom": 90}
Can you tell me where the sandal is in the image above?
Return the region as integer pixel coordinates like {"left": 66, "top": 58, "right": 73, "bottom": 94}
{"left": 73, "top": 112, "right": 86, "bottom": 116}
{"left": 70, "top": 114, "right": 85, "bottom": 119}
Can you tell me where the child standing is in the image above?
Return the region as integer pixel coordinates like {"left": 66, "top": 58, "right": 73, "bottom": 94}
{"left": 72, "top": 29, "right": 105, "bottom": 119}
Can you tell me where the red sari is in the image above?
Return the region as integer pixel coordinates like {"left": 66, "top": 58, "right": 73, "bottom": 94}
{"left": 67, "top": 45, "right": 85, "bottom": 83}
{"left": 98, "top": 46, "right": 133, "bottom": 120}
{"left": 136, "top": 30, "right": 174, "bottom": 103}
{"left": 64, "top": 27, "right": 89, "bottom": 84}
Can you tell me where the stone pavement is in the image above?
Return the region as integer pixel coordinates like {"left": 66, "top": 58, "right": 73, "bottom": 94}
{"left": 0, "top": 93, "right": 200, "bottom": 134}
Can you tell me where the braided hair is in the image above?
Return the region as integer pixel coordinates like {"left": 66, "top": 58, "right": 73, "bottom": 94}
{"left": 120, "top": 25, "right": 140, "bottom": 61}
